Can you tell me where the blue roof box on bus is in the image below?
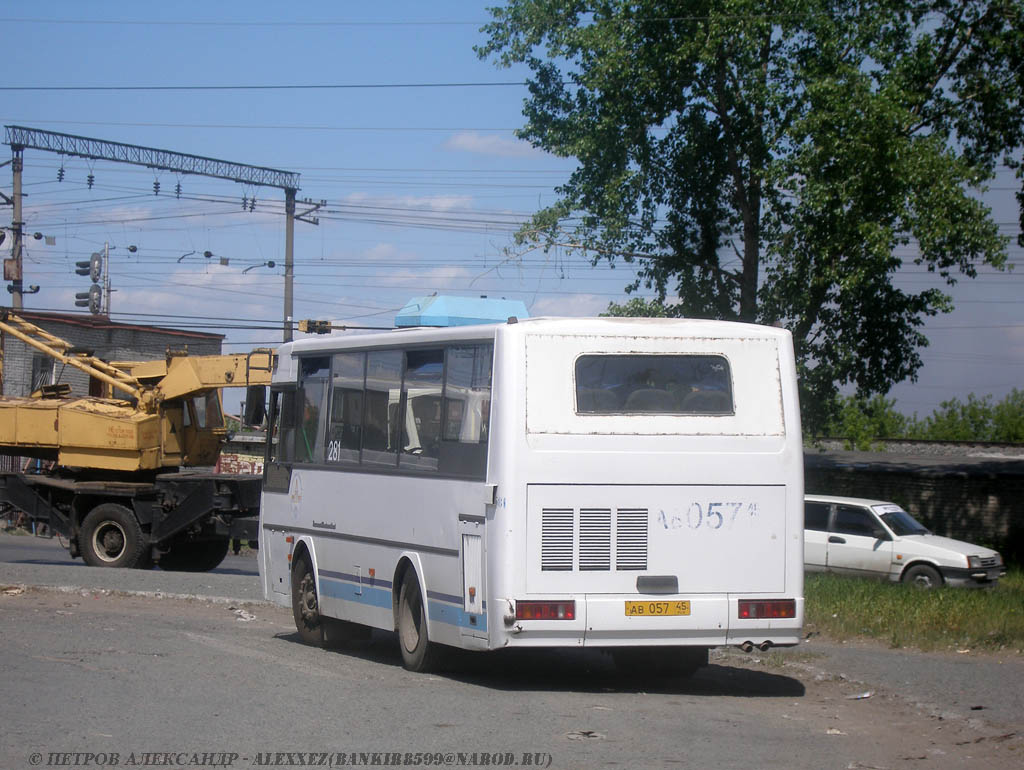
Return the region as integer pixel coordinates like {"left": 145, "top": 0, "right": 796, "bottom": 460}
{"left": 395, "top": 295, "right": 530, "bottom": 328}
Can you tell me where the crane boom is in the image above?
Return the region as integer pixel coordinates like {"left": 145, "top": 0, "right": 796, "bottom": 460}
{"left": 0, "top": 310, "right": 275, "bottom": 472}
{"left": 0, "top": 309, "right": 145, "bottom": 402}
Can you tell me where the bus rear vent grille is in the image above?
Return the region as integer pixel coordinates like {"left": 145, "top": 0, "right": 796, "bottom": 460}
{"left": 541, "top": 507, "right": 648, "bottom": 571}
{"left": 540, "top": 508, "right": 574, "bottom": 571}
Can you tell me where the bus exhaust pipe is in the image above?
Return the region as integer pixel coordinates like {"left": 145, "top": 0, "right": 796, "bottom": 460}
{"left": 759, "top": 641, "right": 772, "bottom": 652}
{"left": 740, "top": 641, "right": 754, "bottom": 653}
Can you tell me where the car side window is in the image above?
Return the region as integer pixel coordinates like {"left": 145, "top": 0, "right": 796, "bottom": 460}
{"left": 805, "top": 502, "right": 830, "bottom": 532}
{"left": 833, "top": 505, "right": 881, "bottom": 537}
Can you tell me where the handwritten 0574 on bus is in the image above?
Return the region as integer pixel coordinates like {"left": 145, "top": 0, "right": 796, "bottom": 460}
{"left": 658, "top": 502, "right": 760, "bottom": 532}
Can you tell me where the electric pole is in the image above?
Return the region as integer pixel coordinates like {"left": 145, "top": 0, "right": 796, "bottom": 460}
{"left": 284, "top": 189, "right": 295, "bottom": 342}
{"left": 5, "top": 147, "right": 24, "bottom": 309}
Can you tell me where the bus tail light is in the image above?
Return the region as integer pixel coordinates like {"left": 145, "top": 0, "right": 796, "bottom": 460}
{"left": 738, "top": 599, "right": 795, "bottom": 619}
{"left": 515, "top": 600, "right": 576, "bottom": 621}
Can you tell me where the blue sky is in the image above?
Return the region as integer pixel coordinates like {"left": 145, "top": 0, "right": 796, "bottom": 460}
{"left": 2, "top": 1, "right": 1022, "bottom": 418}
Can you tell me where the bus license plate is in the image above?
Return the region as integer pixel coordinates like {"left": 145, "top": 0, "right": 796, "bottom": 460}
{"left": 625, "top": 600, "right": 690, "bottom": 617}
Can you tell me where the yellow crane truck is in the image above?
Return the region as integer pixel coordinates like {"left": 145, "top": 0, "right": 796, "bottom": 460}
{"left": 0, "top": 310, "right": 273, "bottom": 571}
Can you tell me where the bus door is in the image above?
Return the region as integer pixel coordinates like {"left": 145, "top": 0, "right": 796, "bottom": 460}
{"left": 262, "top": 387, "right": 299, "bottom": 597}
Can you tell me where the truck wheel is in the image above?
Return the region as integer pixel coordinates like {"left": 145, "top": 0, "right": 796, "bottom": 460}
{"left": 902, "top": 564, "right": 942, "bottom": 589}
{"left": 80, "top": 504, "right": 147, "bottom": 569}
{"left": 158, "top": 539, "right": 230, "bottom": 572}
{"left": 291, "top": 555, "right": 325, "bottom": 646}
{"left": 397, "top": 572, "right": 438, "bottom": 672}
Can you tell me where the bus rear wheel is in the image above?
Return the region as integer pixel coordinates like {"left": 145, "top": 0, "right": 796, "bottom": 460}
{"left": 397, "top": 572, "right": 438, "bottom": 672}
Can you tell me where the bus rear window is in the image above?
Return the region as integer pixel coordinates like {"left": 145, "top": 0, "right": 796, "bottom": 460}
{"left": 575, "top": 354, "right": 733, "bottom": 414}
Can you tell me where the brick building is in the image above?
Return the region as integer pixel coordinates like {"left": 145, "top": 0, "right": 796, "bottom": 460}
{"left": 0, "top": 309, "right": 223, "bottom": 398}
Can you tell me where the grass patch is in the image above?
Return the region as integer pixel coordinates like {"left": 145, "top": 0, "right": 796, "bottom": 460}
{"left": 804, "top": 569, "right": 1024, "bottom": 653}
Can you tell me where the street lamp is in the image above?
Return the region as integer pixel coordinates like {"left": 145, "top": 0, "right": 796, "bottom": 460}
{"left": 242, "top": 260, "right": 276, "bottom": 274}
{"left": 4, "top": 228, "right": 50, "bottom": 302}
{"left": 176, "top": 250, "right": 214, "bottom": 263}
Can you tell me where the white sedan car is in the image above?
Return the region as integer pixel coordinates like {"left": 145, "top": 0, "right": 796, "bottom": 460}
{"left": 804, "top": 494, "right": 1006, "bottom": 588}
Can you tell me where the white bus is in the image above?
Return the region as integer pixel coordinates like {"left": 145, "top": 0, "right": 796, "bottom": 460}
{"left": 258, "top": 316, "right": 804, "bottom": 674}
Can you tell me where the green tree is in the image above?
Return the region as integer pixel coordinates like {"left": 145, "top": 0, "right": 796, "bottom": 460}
{"left": 991, "top": 389, "right": 1024, "bottom": 442}
{"left": 601, "top": 296, "right": 671, "bottom": 317}
{"left": 824, "top": 394, "right": 910, "bottom": 449}
{"left": 478, "top": 1, "right": 1023, "bottom": 432}
{"left": 911, "top": 389, "right": 1024, "bottom": 442}
{"left": 911, "top": 393, "right": 996, "bottom": 440}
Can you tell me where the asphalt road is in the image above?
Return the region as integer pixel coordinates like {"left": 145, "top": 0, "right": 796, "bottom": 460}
{"left": 1, "top": 532, "right": 1022, "bottom": 770}
{"left": 0, "top": 530, "right": 262, "bottom": 601}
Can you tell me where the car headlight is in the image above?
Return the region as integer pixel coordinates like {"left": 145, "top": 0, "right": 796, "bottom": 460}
{"left": 967, "top": 555, "right": 985, "bottom": 569}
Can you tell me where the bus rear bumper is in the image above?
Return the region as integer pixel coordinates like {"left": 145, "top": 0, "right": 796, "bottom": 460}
{"left": 498, "top": 595, "right": 803, "bottom": 649}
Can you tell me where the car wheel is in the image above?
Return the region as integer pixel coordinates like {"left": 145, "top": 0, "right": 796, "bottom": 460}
{"left": 902, "top": 564, "right": 942, "bottom": 589}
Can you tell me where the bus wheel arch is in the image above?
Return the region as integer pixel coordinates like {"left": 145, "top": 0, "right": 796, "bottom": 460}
{"left": 391, "top": 556, "right": 420, "bottom": 628}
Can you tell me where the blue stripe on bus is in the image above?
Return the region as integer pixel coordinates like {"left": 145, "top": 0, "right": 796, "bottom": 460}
{"left": 320, "top": 568, "right": 393, "bottom": 590}
{"left": 318, "top": 574, "right": 393, "bottom": 609}
{"left": 318, "top": 571, "right": 487, "bottom": 632}
{"left": 427, "top": 600, "right": 488, "bottom": 633}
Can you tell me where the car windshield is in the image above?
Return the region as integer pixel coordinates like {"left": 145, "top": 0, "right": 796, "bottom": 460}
{"left": 879, "top": 509, "right": 930, "bottom": 536}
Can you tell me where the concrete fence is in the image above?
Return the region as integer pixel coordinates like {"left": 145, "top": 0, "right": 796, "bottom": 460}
{"left": 805, "top": 449, "right": 1024, "bottom": 564}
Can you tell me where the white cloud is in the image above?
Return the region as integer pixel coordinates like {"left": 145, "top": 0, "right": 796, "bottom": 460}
{"left": 344, "top": 192, "right": 473, "bottom": 213}
{"left": 362, "top": 243, "right": 402, "bottom": 261}
{"left": 443, "top": 132, "right": 543, "bottom": 158}
{"left": 375, "top": 265, "right": 475, "bottom": 289}
{"left": 101, "top": 262, "right": 280, "bottom": 325}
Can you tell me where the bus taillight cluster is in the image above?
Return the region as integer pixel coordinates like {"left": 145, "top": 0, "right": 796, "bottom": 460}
{"left": 515, "top": 601, "right": 576, "bottom": 620}
{"left": 737, "top": 599, "right": 796, "bottom": 619}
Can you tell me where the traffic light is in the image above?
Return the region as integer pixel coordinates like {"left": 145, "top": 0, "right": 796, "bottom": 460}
{"left": 297, "top": 319, "right": 331, "bottom": 334}
{"left": 74, "top": 285, "right": 102, "bottom": 314}
{"left": 74, "top": 252, "right": 103, "bottom": 314}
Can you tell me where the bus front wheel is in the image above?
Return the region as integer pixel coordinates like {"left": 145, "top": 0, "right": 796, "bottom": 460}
{"left": 291, "top": 556, "right": 325, "bottom": 646}
{"left": 397, "top": 573, "right": 438, "bottom": 672}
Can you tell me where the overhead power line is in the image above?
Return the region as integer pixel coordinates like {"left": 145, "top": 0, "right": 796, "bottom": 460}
{"left": 0, "top": 82, "right": 527, "bottom": 93}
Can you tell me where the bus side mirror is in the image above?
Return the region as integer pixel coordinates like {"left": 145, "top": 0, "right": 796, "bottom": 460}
{"left": 244, "top": 385, "right": 267, "bottom": 426}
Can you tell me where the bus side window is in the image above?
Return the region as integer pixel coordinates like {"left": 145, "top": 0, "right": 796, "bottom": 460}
{"left": 269, "top": 389, "right": 297, "bottom": 465}
{"left": 328, "top": 352, "right": 365, "bottom": 464}
{"left": 363, "top": 350, "right": 403, "bottom": 468}
{"left": 439, "top": 344, "right": 493, "bottom": 478}
{"left": 296, "top": 357, "right": 331, "bottom": 464}
{"left": 400, "top": 349, "right": 444, "bottom": 471}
